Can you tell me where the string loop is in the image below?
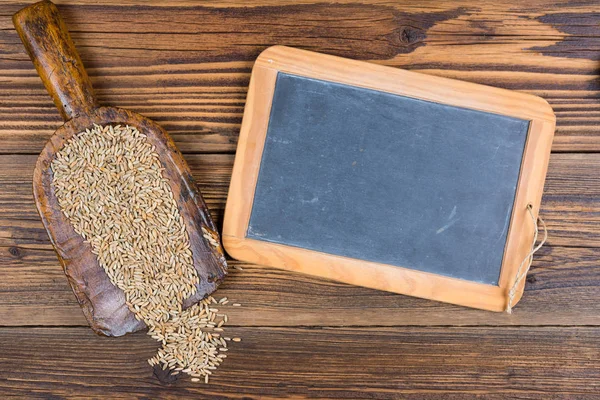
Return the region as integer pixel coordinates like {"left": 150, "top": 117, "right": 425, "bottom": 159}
{"left": 505, "top": 204, "right": 547, "bottom": 314}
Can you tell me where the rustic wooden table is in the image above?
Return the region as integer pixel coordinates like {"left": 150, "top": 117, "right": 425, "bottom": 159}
{"left": 1, "top": 0, "right": 599, "bottom": 398}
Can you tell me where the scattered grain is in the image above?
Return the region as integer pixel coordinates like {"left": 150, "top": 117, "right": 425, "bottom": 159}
{"left": 51, "top": 124, "right": 240, "bottom": 384}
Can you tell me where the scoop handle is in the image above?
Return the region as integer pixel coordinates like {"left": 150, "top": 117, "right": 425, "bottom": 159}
{"left": 13, "top": 0, "right": 98, "bottom": 121}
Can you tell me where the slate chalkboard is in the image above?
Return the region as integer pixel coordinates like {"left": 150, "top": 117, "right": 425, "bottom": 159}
{"left": 246, "top": 72, "right": 530, "bottom": 285}
{"left": 224, "top": 46, "right": 555, "bottom": 311}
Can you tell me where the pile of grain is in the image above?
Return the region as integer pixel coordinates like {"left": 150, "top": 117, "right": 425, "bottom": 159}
{"left": 51, "top": 124, "right": 239, "bottom": 383}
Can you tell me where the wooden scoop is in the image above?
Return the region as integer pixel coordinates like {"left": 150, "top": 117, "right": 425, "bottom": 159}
{"left": 14, "top": 0, "right": 227, "bottom": 337}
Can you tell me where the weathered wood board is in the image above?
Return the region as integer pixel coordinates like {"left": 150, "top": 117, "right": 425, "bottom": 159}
{"left": 0, "top": 0, "right": 599, "bottom": 397}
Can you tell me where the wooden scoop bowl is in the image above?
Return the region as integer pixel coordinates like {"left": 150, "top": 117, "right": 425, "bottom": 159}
{"left": 14, "top": 0, "right": 227, "bottom": 337}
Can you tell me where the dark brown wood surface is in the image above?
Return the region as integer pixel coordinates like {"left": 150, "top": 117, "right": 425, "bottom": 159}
{"left": 0, "top": 0, "right": 599, "bottom": 398}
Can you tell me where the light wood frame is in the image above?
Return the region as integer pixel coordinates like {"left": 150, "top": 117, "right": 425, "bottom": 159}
{"left": 223, "top": 46, "right": 555, "bottom": 312}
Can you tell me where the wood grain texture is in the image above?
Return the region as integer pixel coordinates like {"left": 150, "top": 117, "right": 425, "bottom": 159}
{"left": 1, "top": 1, "right": 600, "bottom": 154}
{"left": 1, "top": 152, "right": 600, "bottom": 327}
{"left": 0, "top": 0, "right": 599, "bottom": 397}
{"left": 2, "top": 153, "right": 600, "bottom": 248}
{"left": 0, "top": 327, "right": 598, "bottom": 398}
{"left": 1, "top": 244, "right": 599, "bottom": 327}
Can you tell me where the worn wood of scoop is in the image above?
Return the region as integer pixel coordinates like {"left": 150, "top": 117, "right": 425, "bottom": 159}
{"left": 14, "top": 0, "right": 227, "bottom": 337}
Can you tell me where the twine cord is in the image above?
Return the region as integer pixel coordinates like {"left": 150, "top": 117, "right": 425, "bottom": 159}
{"left": 505, "top": 204, "right": 547, "bottom": 314}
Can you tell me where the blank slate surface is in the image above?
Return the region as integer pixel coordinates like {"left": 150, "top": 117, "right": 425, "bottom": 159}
{"left": 247, "top": 72, "right": 530, "bottom": 285}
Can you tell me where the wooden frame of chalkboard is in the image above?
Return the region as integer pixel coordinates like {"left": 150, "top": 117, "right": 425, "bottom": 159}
{"left": 223, "top": 46, "right": 555, "bottom": 312}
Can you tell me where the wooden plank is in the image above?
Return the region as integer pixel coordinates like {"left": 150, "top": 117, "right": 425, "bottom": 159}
{"left": 0, "top": 1, "right": 597, "bottom": 397}
{"left": 1, "top": 243, "right": 598, "bottom": 327}
{"left": 0, "top": 326, "right": 597, "bottom": 398}
{"left": 0, "top": 2, "right": 600, "bottom": 154}
{"left": 3, "top": 0, "right": 600, "bottom": 8}
{"left": 0, "top": 153, "right": 594, "bottom": 327}
{"left": 2, "top": 80, "right": 599, "bottom": 154}
{"left": 1, "top": 153, "right": 600, "bottom": 247}
{"left": 0, "top": 149, "right": 598, "bottom": 326}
